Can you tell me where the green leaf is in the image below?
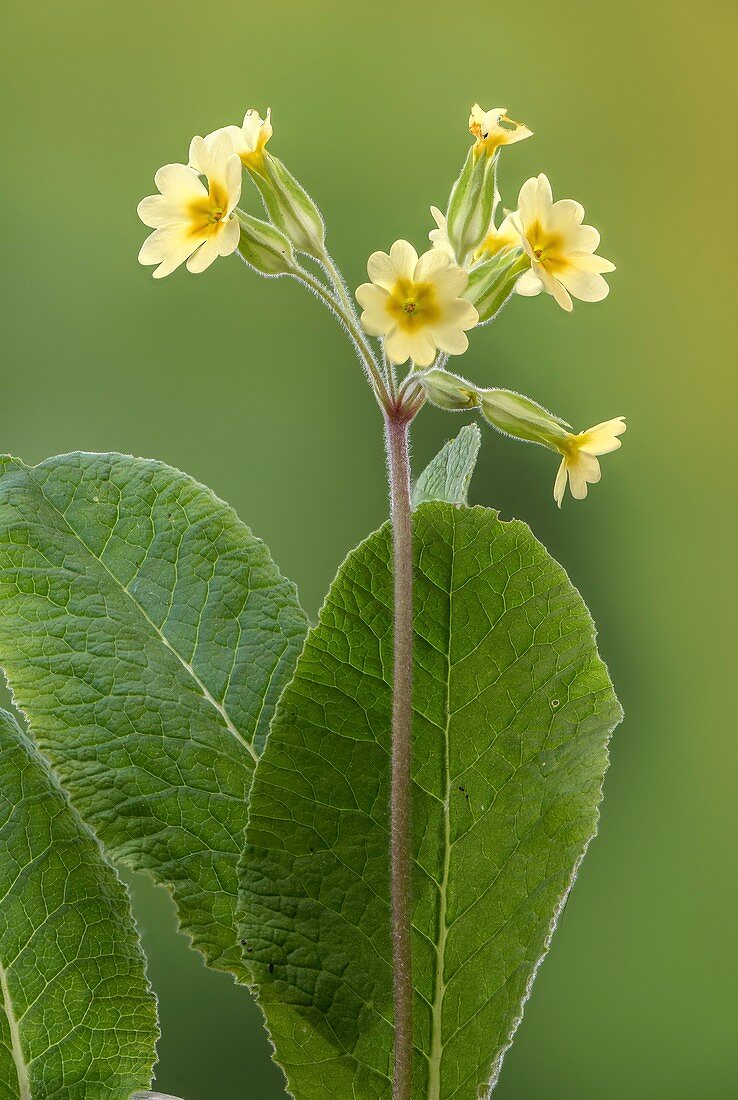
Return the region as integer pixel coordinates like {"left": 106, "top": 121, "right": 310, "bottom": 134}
{"left": 0, "top": 707, "right": 158, "bottom": 1099}
{"left": 240, "top": 502, "right": 622, "bottom": 1098}
{"left": 0, "top": 453, "right": 308, "bottom": 981}
{"left": 412, "top": 424, "right": 481, "bottom": 508}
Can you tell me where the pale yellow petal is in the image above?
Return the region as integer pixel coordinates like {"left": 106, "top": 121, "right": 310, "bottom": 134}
{"left": 579, "top": 417, "right": 626, "bottom": 455}
{"left": 384, "top": 326, "right": 413, "bottom": 365}
{"left": 415, "top": 251, "right": 467, "bottom": 298}
{"left": 515, "top": 268, "right": 544, "bottom": 296}
{"left": 150, "top": 231, "right": 200, "bottom": 279}
{"left": 241, "top": 108, "right": 271, "bottom": 153}
{"left": 138, "top": 228, "right": 168, "bottom": 265}
{"left": 517, "top": 177, "right": 539, "bottom": 225}
{"left": 356, "top": 284, "right": 391, "bottom": 335}
{"left": 568, "top": 251, "right": 616, "bottom": 274}
{"left": 571, "top": 224, "right": 601, "bottom": 253}
{"left": 428, "top": 325, "right": 469, "bottom": 356}
{"left": 436, "top": 297, "right": 478, "bottom": 330}
{"left": 413, "top": 247, "right": 450, "bottom": 282}
{"left": 154, "top": 163, "right": 206, "bottom": 201}
{"left": 224, "top": 154, "right": 242, "bottom": 212}
{"left": 535, "top": 174, "right": 554, "bottom": 212}
{"left": 366, "top": 250, "right": 396, "bottom": 291}
{"left": 138, "top": 225, "right": 193, "bottom": 268}
{"left": 186, "top": 238, "right": 220, "bottom": 274}
{"left": 217, "top": 214, "right": 241, "bottom": 256}
{"left": 407, "top": 329, "right": 437, "bottom": 368}
{"left": 553, "top": 456, "right": 568, "bottom": 508}
{"left": 137, "top": 195, "right": 183, "bottom": 229}
{"left": 388, "top": 239, "right": 418, "bottom": 280}
{"left": 538, "top": 267, "right": 573, "bottom": 311}
{"left": 548, "top": 198, "right": 585, "bottom": 231}
{"left": 568, "top": 467, "right": 589, "bottom": 500}
{"left": 207, "top": 125, "right": 247, "bottom": 156}
{"left": 556, "top": 267, "right": 610, "bottom": 302}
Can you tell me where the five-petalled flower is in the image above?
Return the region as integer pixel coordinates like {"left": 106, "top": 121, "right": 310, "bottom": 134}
{"left": 553, "top": 417, "right": 626, "bottom": 507}
{"left": 356, "top": 241, "right": 479, "bottom": 367}
{"left": 469, "top": 105, "right": 533, "bottom": 159}
{"left": 513, "top": 174, "right": 615, "bottom": 311}
{"left": 137, "top": 133, "right": 241, "bottom": 279}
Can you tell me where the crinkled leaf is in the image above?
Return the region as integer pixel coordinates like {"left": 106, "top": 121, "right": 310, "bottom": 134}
{"left": 0, "top": 707, "right": 158, "bottom": 1099}
{"left": 0, "top": 453, "right": 308, "bottom": 980}
{"left": 240, "top": 502, "right": 622, "bottom": 1098}
{"left": 412, "top": 424, "right": 481, "bottom": 508}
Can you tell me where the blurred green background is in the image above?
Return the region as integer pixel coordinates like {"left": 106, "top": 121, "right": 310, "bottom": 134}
{"left": 1, "top": 0, "right": 736, "bottom": 1096}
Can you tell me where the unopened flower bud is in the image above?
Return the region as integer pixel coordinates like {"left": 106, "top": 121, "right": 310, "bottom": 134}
{"left": 250, "top": 153, "right": 325, "bottom": 259}
{"left": 237, "top": 212, "right": 297, "bottom": 276}
{"left": 418, "top": 369, "right": 480, "bottom": 411}
{"left": 480, "top": 389, "right": 570, "bottom": 445}
{"left": 446, "top": 147, "right": 497, "bottom": 265}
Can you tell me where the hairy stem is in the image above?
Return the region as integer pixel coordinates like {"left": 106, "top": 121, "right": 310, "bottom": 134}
{"left": 385, "top": 411, "right": 414, "bottom": 1100}
{"left": 294, "top": 267, "right": 388, "bottom": 401}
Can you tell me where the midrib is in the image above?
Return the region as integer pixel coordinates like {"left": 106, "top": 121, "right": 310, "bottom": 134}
{"left": 0, "top": 955, "right": 31, "bottom": 1100}
{"left": 29, "top": 469, "right": 258, "bottom": 766}
{"left": 427, "top": 518, "right": 456, "bottom": 1099}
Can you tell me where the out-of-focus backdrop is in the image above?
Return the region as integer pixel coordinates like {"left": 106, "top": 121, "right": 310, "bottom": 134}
{"left": 1, "top": 1, "right": 736, "bottom": 1096}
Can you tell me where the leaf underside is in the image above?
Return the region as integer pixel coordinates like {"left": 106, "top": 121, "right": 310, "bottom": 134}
{"left": 412, "top": 425, "right": 481, "bottom": 509}
{"left": 0, "top": 707, "right": 158, "bottom": 1100}
{"left": 240, "top": 502, "right": 622, "bottom": 1099}
{"left": 0, "top": 453, "right": 308, "bottom": 980}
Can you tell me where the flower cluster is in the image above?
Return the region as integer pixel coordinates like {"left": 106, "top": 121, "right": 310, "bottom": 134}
{"left": 137, "top": 101, "right": 625, "bottom": 507}
{"left": 138, "top": 109, "right": 320, "bottom": 279}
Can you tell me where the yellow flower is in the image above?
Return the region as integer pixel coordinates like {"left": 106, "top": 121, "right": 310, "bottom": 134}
{"left": 553, "top": 418, "right": 626, "bottom": 507}
{"left": 469, "top": 104, "right": 533, "bottom": 159}
{"left": 356, "top": 241, "right": 479, "bottom": 367}
{"left": 513, "top": 174, "right": 615, "bottom": 312}
{"left": 192, "top": 108, "right": 273, "bottom": 173}
{"left": 137, "top": 135, "right": 241, "bottom": 279}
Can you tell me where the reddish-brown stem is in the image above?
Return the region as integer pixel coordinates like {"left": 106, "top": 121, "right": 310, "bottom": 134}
{"left": 384, "top": 409, "right": 414, "bottom": 1100}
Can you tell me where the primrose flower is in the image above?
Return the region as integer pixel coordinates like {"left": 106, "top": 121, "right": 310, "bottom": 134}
{"left": 356, "top": 241, "right": 478, "bottom": 367}
{"left": 553, "top": 417, "right": 626, "bottom": 507}
{"left": 193, "top": 108, "right": 273, "bottom": 173}
{"left": 512, "top": 174, "right": 615, "bottom": 312}
{"left": 138, "top": 136, "right": 241, "bottom": 279}
{"left": 469, "top": 105, "right": 533, "bottom": 158}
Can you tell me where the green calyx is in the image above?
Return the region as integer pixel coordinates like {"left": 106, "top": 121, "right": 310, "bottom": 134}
{"left": 249, "top": 152, "right": 325, "bottom": 259}
{"left": 446, "top": 147, "right": 498, "bottom": 264}
{"left": 465, "top": 249, "right": 530, "bottom": 323}
{"left": 237, "top": 211, "right": 297, "bottom": 276}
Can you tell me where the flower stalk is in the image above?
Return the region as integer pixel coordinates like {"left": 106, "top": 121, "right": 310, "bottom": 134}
{"left": 384, "top": 407, "right": 415, "bottom": 1100}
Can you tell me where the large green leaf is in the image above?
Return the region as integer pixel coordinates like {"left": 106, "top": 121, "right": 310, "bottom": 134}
{"left": 0, "top": 707, "right": 158, "bottom": 1099}
{"left": 411, "top": 424, "right": 481, "bottom": 509}
{"left": 240, "top": 502, "right": 622, "bottom": 1098}
{"left": 0, "top": 453, "right": 308, "bottom": 980}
